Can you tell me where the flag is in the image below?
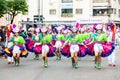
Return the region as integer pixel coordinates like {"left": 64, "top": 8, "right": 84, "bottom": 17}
{"left": 110, "top": 23, "right": 116, "bottom": 41}
{"left": 111, "top": 23, "right": 116, "bottom": 32}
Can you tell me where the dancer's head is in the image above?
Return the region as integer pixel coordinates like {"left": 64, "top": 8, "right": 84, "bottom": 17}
{"left": 13, "top": 27, "right": 19, "bottom": 37}
{"left": 96, "top": 24, "right": 103, "bottom": 34}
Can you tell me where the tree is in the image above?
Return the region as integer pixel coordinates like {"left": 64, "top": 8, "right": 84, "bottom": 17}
{"left": 7, "top": 0, "right": 28, "bottom": 24}
{"left": 0, "top": 0, "right": 7, "bottom": 18}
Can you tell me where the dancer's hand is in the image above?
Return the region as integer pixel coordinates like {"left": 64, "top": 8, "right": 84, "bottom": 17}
{"left": 84, "top": 45, "right": 87, "bottom": 48}
{"left": 61, "top": 46, "right": 63, "bottom": 49}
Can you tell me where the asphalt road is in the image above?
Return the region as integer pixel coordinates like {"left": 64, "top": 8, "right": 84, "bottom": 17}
{"left": 0, "top": 47, "right": 120, "bottom": 80}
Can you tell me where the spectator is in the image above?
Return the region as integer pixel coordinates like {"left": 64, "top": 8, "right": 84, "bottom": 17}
{"left": 0, "top": 28, "right": 6, "bottom": 48}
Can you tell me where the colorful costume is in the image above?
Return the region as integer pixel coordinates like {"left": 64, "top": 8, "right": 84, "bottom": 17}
{"left": 4, "top": 36, "right": 28, "bottom": 58}
{"left": 41, "top": 34, "right": 55, "bottom": 57}
{"left": 33, "top": 33, "right": 43, "bottom": 54}
{"left": 87, "top": 32, "right": 115, "bottom": 57}
{"left": 107, "top": 30, "right": 116, "bottom": 66}
{"left": 61, "top": 33, "right": 87, "bottom": 58}
{"left": 54, "top": 34, "right": 65, "bottom": 48}
{"left": 25, "top": 38, "right": 35, "bottom": 52}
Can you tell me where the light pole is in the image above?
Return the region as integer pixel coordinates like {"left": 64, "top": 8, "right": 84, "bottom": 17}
{"left": 37, "top": 0, "right": 44, "bottom": 24}
{"left": 38, "top": 0, "right": 40, "bottom": 22}
{"left": 41, "top": 0, "right": 43, "bottom": 16}
{"left": 41, "top": 0, "right": 44, "bottom": 24}
{"left": 108, "top": 0, "right": 112, "bottom": 23}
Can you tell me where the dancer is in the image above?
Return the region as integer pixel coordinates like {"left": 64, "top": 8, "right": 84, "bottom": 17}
{"left": 12, "top": 27, "right": 26, "bottom": 66}
{"left": 92, "top": 24, "right": 109, "bottom": 69}
{"left": 86, "top": 24, "right": 114, "bottom": 69}
{"left": 5, "top": 25, "right": 14, "bottom": 64}
{"left": 33, "top": 28, "right": 42, "bottom": 60}
{"left": 54, "top": 26, "right": 64, "bottom": 60}
{"left": 107, "top": 24, "right": 116, "bottom": 67}
{"left": 62, "top": 27, "right": 86, "bottom": 69}
{"left": 25, "top": 27, "right": 35, "bottom": 53}
{"left": 41, "top": 27, "right": 53, "bottom": 67}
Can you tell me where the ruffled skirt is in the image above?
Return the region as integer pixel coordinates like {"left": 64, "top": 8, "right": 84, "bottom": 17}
{"left": 33, "top": 43, "right": 55, "bottom": 57}
{"left": 25, "top": 38, "right": 35, "bottom": 52}
{"left": 61, "top": 44, "right": 87, "bottom": 58}
{"left": 86, "top": 42, "right": 115, "bottom": 57}
{"left": 4, "top": 44, "right": 28, "bottom": 58}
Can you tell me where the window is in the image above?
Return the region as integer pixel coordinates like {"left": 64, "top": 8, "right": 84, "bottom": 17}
{"left": 93, "top": 6, "right": 111, "bottom": 16}
{"left": 93, "top": 9, "right": 109, "bottom": 16}
{"left": 113, "top": 8, "right": 116, "bottom": 14}
{"left": 119, "top": 9, "right": 120, "bottom": 17}
{"left": 76, "top": 9, "right": 83, "bottom": 14}
{"left": 62, "top": 0, "right": 73, "bottom": 3}
{"left": 61, "top": 9, "right": 73, "bottom": 17}
{"left": 49, "top": 9, "right": 56, "bottom": 15}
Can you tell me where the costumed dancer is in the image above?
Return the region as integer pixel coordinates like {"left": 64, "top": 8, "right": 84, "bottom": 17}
{"left": 87, "top": 24, "right": 114, "bottom": 69}
{"left": 5, "top": 27, "right": 28, "bottom": 66}
{"left": 41, "top": 27, "right": 54, "bottom": 67}
{"left": 5, "top": 25, "right": 14, "bottom": 64}
{"left": 54, "top": 26, "right": 65, "bottom": 60}
{"left": 62, "top": 27, "right": 86, "bottom": 69}
{"left": 107, "top": 23, "right": 116, "bottom": 67}
{"left": 77, "top": 27, "right": 86, "bottom": 61}
{"left": 33, "top": 27, "right": 42, "bottom": 60}
{"left": 25, "top": 27, "right": 35, "bottom": 53}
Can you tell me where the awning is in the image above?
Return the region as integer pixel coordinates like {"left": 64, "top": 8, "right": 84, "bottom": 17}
{"left": 93, "top": 6, "right": 110, "bottom": 9}
{"left": 61, "top": 3, "right": 73, "bottom": 9}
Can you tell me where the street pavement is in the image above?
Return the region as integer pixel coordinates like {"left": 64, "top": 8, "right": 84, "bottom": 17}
{"left": 0, "top": 47, "right": 120, "bottom": 80}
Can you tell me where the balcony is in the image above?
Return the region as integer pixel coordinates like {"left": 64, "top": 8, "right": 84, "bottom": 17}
{"left": 61, "top": 13, "right": 73, "bottom": 17}
{"left": 93, "top": 14, "right": 110, "bottom": 17}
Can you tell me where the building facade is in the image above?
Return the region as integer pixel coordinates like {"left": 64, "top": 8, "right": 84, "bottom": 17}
{"left": 0, "top": 0, "right": 120, "bottom": 26}
{"left": 27, "top": 0, "right": 119, "bottom": 24}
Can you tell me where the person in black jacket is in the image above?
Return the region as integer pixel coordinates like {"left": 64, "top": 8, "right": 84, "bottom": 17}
{"left": 0, "top": 28, "right": 6, "bottom": 48}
